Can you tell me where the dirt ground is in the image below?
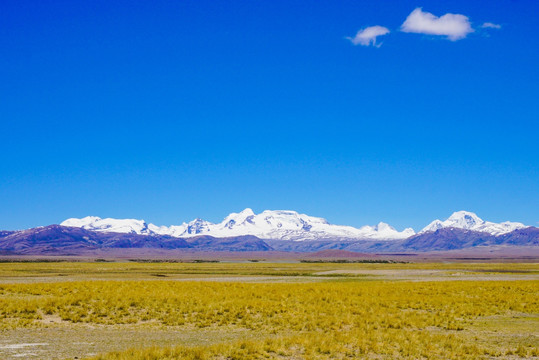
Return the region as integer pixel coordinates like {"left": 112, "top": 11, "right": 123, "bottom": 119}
{"left": 0, "top": 325, "right": 256, "bottom": 359}
{"left": 0, "top": 262, "right": 537, "bottom": 359}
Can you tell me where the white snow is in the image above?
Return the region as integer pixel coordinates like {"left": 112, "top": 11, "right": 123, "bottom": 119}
{"left": 420, "top": 210, "right": 528, "bottom": 236}
{"left": 61, "top": 209, "right": 415, "bottom": 241}
{"left": 61, "top": 209, "right": 530, "bottom": 241}
{"left": 61, "top": 216, "right": 154, "bottom": 235}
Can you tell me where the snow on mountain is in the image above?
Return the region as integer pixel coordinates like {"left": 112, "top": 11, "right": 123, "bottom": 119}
{"left": 358, "top": 222, "right": 416, "bottom": 240}
{"left": 420, "top": 211, "right": 527, "bottom": 236}
{"left": 61, "top": 209, "right": 530, "bottom": 241}
{"left": 193, "top": 209, "right": 414, "bottom": 241}
{"left": 61, "top": 216, "right": 161, "bottom": 235}
{"left": 61, "top": 209, "right": 415, "bottom": 241}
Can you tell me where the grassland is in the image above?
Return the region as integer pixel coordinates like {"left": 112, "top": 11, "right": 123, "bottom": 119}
{"left": 0, "top": 261, "right": 537, "bottom": 359}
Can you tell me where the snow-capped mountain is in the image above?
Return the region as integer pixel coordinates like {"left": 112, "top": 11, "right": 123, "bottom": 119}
{"left": 60, "top": 209, "right": 531, "bottom": 242}
{"left": 420, "top": 211, "right": 527, "bottom": 236}
{"left": 187, "top": 209, "right": 415, "bottom": 241}
{"left": 61, "top": 209, "right": 415, "bottom": 241}
{"left": 61, "top": 216, "right": 157, "bottom": 235}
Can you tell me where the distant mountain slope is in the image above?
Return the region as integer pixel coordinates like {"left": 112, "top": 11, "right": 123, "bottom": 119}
{"left": 0, "top": 225, "right": 190, "bottom": 255}
{"left": 0, "top": 231, "right": 16, "bottom": 238}
{"left": 267, "top": 227, "right": 538, "bottom": 253}
{"left": 185, "top": 235, "right": 273, "bottom": 252}
{"left": 0, "top": 226, "right": 271, "bottom": 255}
{"left": 0, "top": 225, "right": 101, "bottom": 254}
{"left": 395, "top": 227, "right": 539, "bottom": 252}
{"left": 494, "top": 227, "right": 539, "bottom": 246}
{"left": 398, "top": 228, "right": 495, "bottom": 251}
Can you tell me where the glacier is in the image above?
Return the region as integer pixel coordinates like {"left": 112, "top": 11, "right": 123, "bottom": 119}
{"left": 61, "top": 208, "right": 415, "bottom": 241}
{"left": 61, "top": 209, "right": 529, "bottom": 241}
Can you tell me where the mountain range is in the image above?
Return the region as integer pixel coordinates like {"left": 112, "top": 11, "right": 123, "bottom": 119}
{"left": 60, "top": 209, "right": 415, "bottom": 241}
{"left": 0, "top": 210, "right": 537, "bottom": 255}
{"left": 60, "top": 209, "right": 527, "bottom": 241}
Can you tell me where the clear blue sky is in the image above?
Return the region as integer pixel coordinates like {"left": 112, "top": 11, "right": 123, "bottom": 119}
{"left": 1, "top": 0, "right": 537, "bottom": 231}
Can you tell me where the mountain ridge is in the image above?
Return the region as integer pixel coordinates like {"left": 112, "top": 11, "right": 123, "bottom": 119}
{"left": 61, "top": 209, "right": 530, "bottom": 241}
{"left": 2, "top": 225, "right": 537, "bottom": 255}
{"left": 1, "top": 210, "right": 535, "bottom": 255}
{"left": 420, "top": 210, "right": 526, "bottom": 235}
{"left": 0, "top": 225, "right": 271, "bottom": 255}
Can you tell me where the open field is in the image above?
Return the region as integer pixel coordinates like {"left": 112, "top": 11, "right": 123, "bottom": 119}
{"left": 0, "top": 261, "right": 537, "bottom": 359}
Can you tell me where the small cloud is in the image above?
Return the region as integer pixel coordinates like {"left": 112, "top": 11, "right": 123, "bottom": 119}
{"left": 401, "top": 8, "right": 473, "bottom": 41}
{"left": 481, "top": 22, "right": 501, "bottom": 29}
{"left": 347, "top": 26, "right": 390, "bottom": 47}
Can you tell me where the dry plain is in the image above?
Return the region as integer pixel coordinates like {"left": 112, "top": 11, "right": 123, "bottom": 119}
{"left": 0, "top": 261, "right": 537, "bottom": 359}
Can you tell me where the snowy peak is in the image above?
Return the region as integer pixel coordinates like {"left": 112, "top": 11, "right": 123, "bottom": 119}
{"left": 61, "top": 209, "right": 414, "bottom": 241}
{"left": 373, "top": 222, "right": 393, "bottom": 232}
{"left": 60, "top": 209, "right": 530, "bottom": 241}
{"left": 185, "top": 218, "right": 212, "bottom": 235}
{"left": 61, "top": 216, "right": 101, "bottom": 227}
{"left": 222, "top": 208, "right": 256, "bottom": 229}
{"left": 61, "top": 216, "right": 153, "bottom": 235}
{"left": 446, "top": 211, "right": 484, "bottom": 228}
{"left": 420, "top": 211, "right": 527, "bottom": 236}
{"left": 206, "top": 209, "right": 408, "bottom": 241}
{"left": 422, "top": 211, "right": 484, "bottom": 233}
{"left": 422, "top": 220, "right": 444, "bottom": 233}
{"left": 401, "top": 227, "right": 416, "bottom": 237}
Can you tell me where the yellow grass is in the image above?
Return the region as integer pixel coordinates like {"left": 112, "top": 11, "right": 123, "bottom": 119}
{"left": 0, "top": 262, "right": 537, "bottom": 359}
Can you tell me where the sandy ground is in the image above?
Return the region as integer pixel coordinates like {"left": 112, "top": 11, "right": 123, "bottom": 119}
{"left": 0, "top": 326, "right": 256, "bottom": 359}
{"left": 1, "top": 311, "right": 536, "bottom": 359}
{"left": 1, "top": 270, "right": 537, "bottom": 284}
{"left": 313, "top": 269, "right": 539, "bottom": 281}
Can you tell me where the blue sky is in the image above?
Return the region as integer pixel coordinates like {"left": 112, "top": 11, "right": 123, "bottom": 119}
{"left": 1, "top": 0, "right": 538, "bottom": 231}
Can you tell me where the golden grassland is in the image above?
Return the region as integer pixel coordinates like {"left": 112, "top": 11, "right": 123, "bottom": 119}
{"left": 1, "top": 260, "right": 538, "bottom": 280}
{"left": 0, "top": 262, "right": 537, "bottom": 359}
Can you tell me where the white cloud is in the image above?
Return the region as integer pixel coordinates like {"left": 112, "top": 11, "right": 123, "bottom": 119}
{"left": 347, "top": 26, "right": 390, "bottom": 47}
{"left": 401, "top": 8, "right": 473, "bottom": 41}
{"left": 481, "top": 22, "right": 501, "bottom": 29}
